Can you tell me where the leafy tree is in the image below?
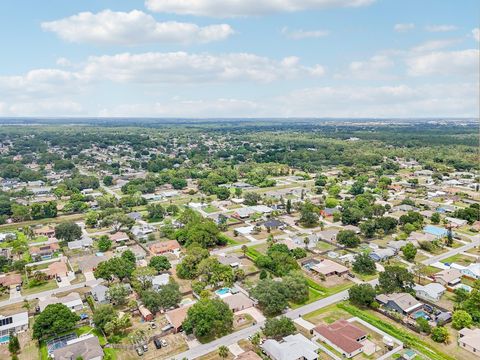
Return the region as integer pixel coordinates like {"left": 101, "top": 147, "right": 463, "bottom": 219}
{"left": 215, "top": 187, "right": 230, "bottom": 200}
{"left": 218, "top": 345, "right": 229, "bottom": 359}
{"left": 452, "top": 310, "right": 472, "bottom": 330}
{"left": 93, "top": 304, "right": 117, "bottom": 332}
{"left": 243, "top": 192, "right": 262, "bottom": 206}
{"left": 263, "top": 316, "right": 296, "bottom": 340}
{"left": 107, "top": 284, "right": 129, "bottom": 305}
{"left": 85, "top": 211, "right": 99, "bottom": 227}
{"left": 55, "top": 222, "right": 82, "bottom": 242}
{"left": 430, "top": 212, "right": 441, "bottom": 224}
{"left": 121, "top": 249, "right": 136, "bottom": 265}
{"left": 283, "top": 271, "right": 309, "bottom": 304}
{"left": 286, "top": 199, "right": 292, "bottom": 214}
{"left": 352, "top": 253, "right": 376, "bottom": 275}
{"left": 147, "top": 204, "right": 165, "bottom": 221}
{"left": 401, "top": 243, "right": 417, "bottom": 262}
{"left": 176, "top": 244, "right": 210, "bottom": 279}
{"left": 459, "top": 285, "right": 480, "bottom": 322}
{"left": 33, "top": 304, "right": 80, "bottom": 340}
{"left": 149, "top": 256, "right": 171, "bottom": 272}
{"left": 182, "top": 298, "right": 233, "bottom": 340}
{"left": 378, "top": 266, "right": 414, "bottom": 294}
{"left": 101, "top": 213, "right": 135, "bottom": 231}
{"left": 337, "top": 230, "right": 361, "bottom": 248}
{"left": 197, "top": 257, "right": 234, "bottom": 288}
{"left": 97, "top": 235, "right": 112, "bottom": 252}
{"left": 416, "top": 317, "right": 432, "bottom": 334}
{"left": 359, "top": 220, "right": 376, "bottom": 238}
{"left": 251, "top": 278, "right": 289, "bottom": 316}
{"left": 299, "top": 201, "right": 319, "bottom": 227}
{"left": 103, "top": 176, "right": 113, "bottom": 186}
{"left": 348, "top": 284, "right": 376, "bottom": 307}
{"left": 8, "top": 334, "right": 20, "bottom": 355}
{"left": 431, "top": 326, "right": 449, "bottom": 343}
{"left": 132, "top": 266, "right": 157, "bottom": 290}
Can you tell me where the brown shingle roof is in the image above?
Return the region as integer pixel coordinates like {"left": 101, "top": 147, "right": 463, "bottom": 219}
{"left": 314, "top": 320, "right": 366, "bottom": 354}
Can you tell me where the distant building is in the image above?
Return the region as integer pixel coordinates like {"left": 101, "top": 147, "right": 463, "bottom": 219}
{"left": 376, "top": 293, "right": 422, "bottom": 315}
{"left": 314, "top": 320, "right": 367, "bottom": 358}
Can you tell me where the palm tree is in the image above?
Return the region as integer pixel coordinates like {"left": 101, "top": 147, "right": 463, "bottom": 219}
{"left": 241, "top": 245, "right": 248, "bottom": 256}
{"left": 304, "top": 236, "right": 310, "bottom": 249}
{"left": 218, "top": 345, "right": 229, "bottom": 359}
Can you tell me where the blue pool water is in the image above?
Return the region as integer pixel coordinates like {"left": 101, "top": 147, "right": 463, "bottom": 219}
{"left": 413, "top": 310, "right": 429, "bottom": 319}
{"left": 0, "top": 335, "right": 10, "bottom": 344}
{"left": 215, "top": 287, "right": 230, "bottom": 296}
{"left": 423, "top": 225, "right": 448, "bottom": 237}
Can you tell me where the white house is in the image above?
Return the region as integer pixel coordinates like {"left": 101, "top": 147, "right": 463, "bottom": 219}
{"left": 39, "top": 292, "right": 83, "bottom": 312}
{"left": 413, "top": 283, "right": 446, "bottom": 302}
{"left": 0, "top": 312, "right": 29, "bottom": 339}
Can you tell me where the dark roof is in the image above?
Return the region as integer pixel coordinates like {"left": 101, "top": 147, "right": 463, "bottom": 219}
{"left": 262, "top": 219, "right": 284, "bottom": 228}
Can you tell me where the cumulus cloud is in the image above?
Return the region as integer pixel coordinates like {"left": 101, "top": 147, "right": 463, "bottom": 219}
{"left": 394, "top": 23, "right": 415, "bottom": 32}
{"left": 406, "top": 49, "right": 479, "bottom": 76}
{"left": 473, "top": 28, "right": 480, "bottom": 42}
{"left": 425, "top": 24, "right": 457, "bottom": 32}
{"left": 82, "top": 52, "right": 325, "bottom": 83}
{"left": 145, "top": 0, "right": 375, "bottom": 17}
{"left": 281, "top": 27, "right": 329, "bottom": 39}
{"left": 41, "top": 10, "right": 234, "bottom": 45}
{"left": 0, "top": 100, "right": 83, "bottom": 116}
{"left": 347, "top": 55, "right": 394, "bottom": 80}
{"left": 411, "top": 39, "right": 458, "bottom": 52}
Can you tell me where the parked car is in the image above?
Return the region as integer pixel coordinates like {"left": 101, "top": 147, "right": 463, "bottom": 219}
{"left": 56, "top": 276, "right": 62, "bottom": 282}
{"left": 142, "top": 344, "right": 148, "bottom": 352}
{"left": 160, "top": 339, "right": 168, "bottom": 347}
{"left": 424, "top": 304, "right": 434, "bottom": 313}
{"left": 15, "top": 285, "right": 21, "bottom": 291}
{"left": 347, "top": 272, "right": 355, "bottom": 278}
{"left": 149, "top": 321, "right": 157, "bottom": 329}
{"left": 136, "top": 348, "right": 143, "bottom": 356}
{"left": 154, "top": 338, "right": 162, "bottom": 349}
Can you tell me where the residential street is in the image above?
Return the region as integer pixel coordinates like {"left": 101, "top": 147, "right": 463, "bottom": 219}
{"left": 172, "top": 280, "right": 378, "bottom": 360}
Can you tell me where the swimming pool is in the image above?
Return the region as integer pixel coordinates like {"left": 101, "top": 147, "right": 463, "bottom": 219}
{"left": 413, "top": 310, "right": 429, "bottom": 320}
{"left": 423, "top": 225, "right": 448, "bottom": 237}
{"left": 215, "top": 287, "right": 231, "bottom": 296}
{"left": 0, "top": 335, "right": 9, "bottom": 344}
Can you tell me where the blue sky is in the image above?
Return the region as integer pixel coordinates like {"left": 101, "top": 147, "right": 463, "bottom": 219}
{"left": 0, "top": 0, "right": 478, "bottom": 117}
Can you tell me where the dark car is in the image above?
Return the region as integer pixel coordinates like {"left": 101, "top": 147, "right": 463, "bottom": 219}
{"left": 154, "top": 338, "right": 162, "bottom": 349}
{"left": 15, "top": 285, "right": 21, "bottom": 291}
{"left": 424, "top": 304, "right": 434, "bottom": 313}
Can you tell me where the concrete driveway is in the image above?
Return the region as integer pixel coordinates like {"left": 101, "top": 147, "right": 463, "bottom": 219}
{"left": 9, "top": 286, "right": 22, "bottom": 300}
{"left": 236, "top": 307, "right": 265, "bottom": 323}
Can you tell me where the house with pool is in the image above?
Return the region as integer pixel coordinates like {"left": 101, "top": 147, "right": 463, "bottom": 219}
{"left": 0, "top": 311, "right": 29, "bottom": 343}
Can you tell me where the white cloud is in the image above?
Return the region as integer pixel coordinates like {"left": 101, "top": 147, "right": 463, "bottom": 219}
{"left": 473, "top": 28, "right": 480, "bottom": 42}
{"left": 394, "top": 23, "right": 415, "bottom": 32}
{"left": 41, "top": 10, "right": 234, "bottom": 45}
{"left": 96, "top": 82, "right": 478, "bottom": 118}
{"left": 281, "top": 27, "right": 329, "bottom": 39}
{"left": 425, "top": 24, "right": 457, "bottom": 32}
{"left": 0, "top": 100, "right": 83, "bottom": 116}
{"left": 99, "top": 98, "right": 264, "bottom": 117}
{"left": 406, "top": 49, "right": 479, "bottom": 76}
{"left": 347, "top": 55, "right": 394, "bottom": 80}
{"left": 82, "top": 52, "right": 325, "bottom": 83}
{"left": 145, "top": 0, "right": 375, "bottom": 17}
{"left": 411, "top": 39, "right": 458, "bottom": 52}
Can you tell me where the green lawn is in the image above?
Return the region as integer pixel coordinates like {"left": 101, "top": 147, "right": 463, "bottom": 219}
{"left": 21, "top": 279, "right": 58, "bottom": 295}
{"left": 203, "top": 205, "right": 220, "bottom": 213}
{"left": 441, "top": 254, "right": 475, "bottom": 266}
{"left": 290, "top": 287, "right": 324, "bottom": 309}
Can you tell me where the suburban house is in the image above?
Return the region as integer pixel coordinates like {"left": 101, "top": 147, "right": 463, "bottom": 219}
{"left": 432, "top": 268, "right": 462, "bottom": 287}
{"left": 317, "top": 229, "right": 340, "bottom": 243}
{"left": 376, "top": 293, "right": 423, "bottom": 315}
{"left": 451, "top": 263, "right": 480, "bottom": 280}
{"left": 407, "top": 232, "right": 437, "bottom": 243}
{"left": 369, "top": 248, "right": 396, "bottom": 262}
{"left": 91, "top": 284, "right": 109, "bottom": 304}
{"left": 0, "top": 273, "right": 22, "bottom": 287}
{"left": 234, "top": 205, "right": 273, "bottom": 219}
{"left": 131, "top": 226, "right": 153, "bottom": 241}
{"left": 310, "top": 259, "right": 349, "bottom": 277}
{"left": 68, "top": 235, "right": 94, "bottom": 250}
{"left": 445, "top": 217, "right": 468, "bottom": 227}
{"left": 413, "top": 283, "right": 446, "bottom": 302}
{"left": 109, "top": 231, "right": 129, "bottom": 243}
{"left": 149, "top": 240, "right": 181, "bottom": 256}
{"left": 34, "top": 226, "right": 56, "bottom": 239}
{"left": 314, "top": 320, "right": 367, "bottom": 359}
{"left": 44, "top": 259, "right": 69, "bottom": 278}
{"left": 261, "top": 219, "right": 285, "bottom": 230}
{"left": 52, "top": 334, "right": 104, "bottom": 360}
{"left": 0, "top": 311, "right": 29, "bottom": 339}
{"left": 261, "top": 333, "right": 320, "bottom": 360}
{"left": 152, "top": 274, "right": 170, "bottom": 290}
{"left": 222, "top": 293, "right": 255, "bottom": 312}
{"left": 39, "top": 292, "right": 83, "bottom": 312}
{"left": 458, "top": 328, "right": 480, "bottom": 356}
{"left": 216, "top": 254, "right": 242, "bottom": 268}
{"left": 292, "top": 234, "right": 318, "bottom": 249}
{"left": 29, "top": 243, "right": 60, "bottom": 259}
{"left": 165, "top": 304, "right": 193, "bottom": 333}
{"left": 0, "top": 232, "right": 16, "bottom": 242}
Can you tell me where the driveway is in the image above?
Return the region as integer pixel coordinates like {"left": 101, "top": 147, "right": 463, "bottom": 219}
{"left": 57, "top": 277, "right": 71, "bottom": 287}
{"left": 84, "top": 271, "right": 96, "bottom": 281}
{"left": 236, "top": 307, "right": 265, "bottom": 323}
{"left": 9, "top": 286, "right": 22, "bottom": 300}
